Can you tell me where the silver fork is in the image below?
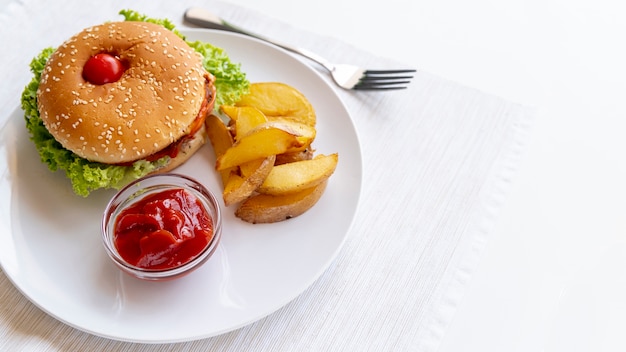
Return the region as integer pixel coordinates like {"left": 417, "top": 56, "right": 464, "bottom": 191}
{"left": 184, "top": 8, "right": 416, "bottom": 90}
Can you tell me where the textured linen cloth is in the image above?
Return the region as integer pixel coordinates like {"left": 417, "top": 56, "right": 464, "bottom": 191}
{"left": 0, "top": 0, "right": 533, "bottom": 350}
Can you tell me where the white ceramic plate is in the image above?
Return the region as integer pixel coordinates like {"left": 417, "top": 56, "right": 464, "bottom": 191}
{"left": 0, "top": 29, "right": 362, "bottom": 343}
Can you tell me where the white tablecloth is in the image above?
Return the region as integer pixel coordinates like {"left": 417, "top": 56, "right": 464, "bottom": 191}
{"left": 0, "top": 0, "right": 534, "bottom": 350}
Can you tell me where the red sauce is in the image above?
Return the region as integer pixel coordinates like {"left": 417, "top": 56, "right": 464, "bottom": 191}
{"left": 113, "top": 189, "right": 214, "bottom": 270}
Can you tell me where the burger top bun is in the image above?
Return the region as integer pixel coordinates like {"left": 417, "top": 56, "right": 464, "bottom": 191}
{"left": 37, "top": 21, "right": 210, "bottom": 164}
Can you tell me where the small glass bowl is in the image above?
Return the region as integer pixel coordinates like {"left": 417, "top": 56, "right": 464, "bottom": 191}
{"left": 101, "top": 173, "right": 222, "bottom": 281}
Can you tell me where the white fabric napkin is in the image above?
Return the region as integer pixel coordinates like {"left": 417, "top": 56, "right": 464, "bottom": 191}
{"left": 0, "top": 0, "right": 534, "bottom": 351}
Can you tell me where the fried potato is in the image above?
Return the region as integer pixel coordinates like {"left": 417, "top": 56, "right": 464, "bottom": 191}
{"left": 257, "top": 153, "right": 338, "bottom": 196}
{"left": 207, "top": 82, "right": 337, "bottom": 223}
{"left": 223, "top": 155, "right": 276, "bottom": 206}
{"left": 235, "top": 82, "right": 316, "bottom": 127}
{"left": 205, "top": 114, "right": 234, "bottom": 185}
{"left": 274, "top": 148, "right": 314, "bottom": 166}
{"left": 220, "top": 105, "right": 267, "bottom": 141}
{"left": 215, "top": 121, "right": 315, "bottom": 171}
{"left": 262, "top": 119, "right": 316, "bottom": 152}
{"left": 235, "top": 181, "right": 328, "bottom": 223}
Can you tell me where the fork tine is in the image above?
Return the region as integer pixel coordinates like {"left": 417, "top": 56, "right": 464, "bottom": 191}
{"left": 354, "top": 85, "right": 409, "bottom": 90}
{"left": 361, "top": 75, "right": 414, "bottom": 81}
{"left": 353, "top": 80, "right": 412, "bottom": 90}
{"left": 359, "top": 80, "right": 412, "bottom": 86}
{"left": 354, "top": 69, "right": 415, "bottom": 90}
{"left": 364, "top": 69, "right": 417, "bottom": 75}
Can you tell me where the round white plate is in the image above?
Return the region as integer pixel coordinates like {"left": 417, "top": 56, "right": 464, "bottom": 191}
{"left": 0, "top": 29, "right": 362, "bottom": 343}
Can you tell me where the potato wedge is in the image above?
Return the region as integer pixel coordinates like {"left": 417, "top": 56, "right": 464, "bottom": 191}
{"left": 223, "top": 155, "right": 276, "bottom": 206}
{"left": 235, "top": 82, "right": 316, "bottom": 127}
{"left": 274, "top": 148, "right": 314, "bottom": 166}
{"left": 235, "top": 181, "right": 328, "bottom": 223}
{"left": 205, "top": 114, "right": 234, "bottom": 185}
{"left": 216, "top": 121, "right": 315, "bottom": 171}
{"left": 262, "top": 119, "right": 316, "bottom": 150}
{"left": 220, "top": 105, "right": 267, "bottom": 141}
{"left": 258, "top": 153, "right": 338, "bottom": 196}
{"left": 205, "top": 114, "right": 233, "bottom": 155}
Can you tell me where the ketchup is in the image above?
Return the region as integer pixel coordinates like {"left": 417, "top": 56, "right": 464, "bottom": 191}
{"left": 113, "top": 188, "right": 214, "bottom": 270}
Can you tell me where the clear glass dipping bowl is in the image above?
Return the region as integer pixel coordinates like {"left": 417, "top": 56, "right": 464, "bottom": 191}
{"left": 101, "top": 173, "right": 222, "bottom": 281}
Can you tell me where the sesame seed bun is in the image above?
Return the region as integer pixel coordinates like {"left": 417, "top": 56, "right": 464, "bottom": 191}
{"left": 36, "top": 21, "right": 214, "bottom": 165}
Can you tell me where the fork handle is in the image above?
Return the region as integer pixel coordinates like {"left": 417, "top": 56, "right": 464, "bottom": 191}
{"left": 184, "top": 8, "right": 334, "bottom": 72}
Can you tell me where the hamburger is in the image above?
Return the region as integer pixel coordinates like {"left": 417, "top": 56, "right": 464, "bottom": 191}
{"left": 21, "top": 10, "right": 249, "bottom": 196}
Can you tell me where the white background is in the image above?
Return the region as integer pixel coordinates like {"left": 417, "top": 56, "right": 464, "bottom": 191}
{"left": 1, "top": 0, "right": 624, "bottom": 350}
{"left": 225, "top": 0, "right": 626, "bottom": 350}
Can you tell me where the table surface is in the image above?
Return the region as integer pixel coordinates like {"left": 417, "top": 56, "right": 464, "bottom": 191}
{"left": 3, "top": 0, "right": 625, "bottom": 350}
{"left": 229, "top": 0, "right": 626, "bottom": 351}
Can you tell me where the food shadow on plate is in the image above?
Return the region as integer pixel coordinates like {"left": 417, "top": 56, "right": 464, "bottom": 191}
{"left": 91, "top": 242, "right": 234, "bottom": 321}
{"left": 2, "top": 108, "right": 114, "bottom": 238}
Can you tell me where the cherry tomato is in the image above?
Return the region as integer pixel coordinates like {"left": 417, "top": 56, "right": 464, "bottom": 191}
{"left": 82, "top": 53, "right": 125, "bottom": 85}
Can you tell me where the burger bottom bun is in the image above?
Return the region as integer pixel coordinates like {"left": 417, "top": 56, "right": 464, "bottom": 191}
{"left": 153, "top": 123, "right": 208, "bottom": 174}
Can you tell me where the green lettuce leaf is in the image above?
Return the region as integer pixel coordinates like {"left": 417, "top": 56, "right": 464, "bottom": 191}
{"left": 20, "top": 10, "right": 249, "bottom": 197}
